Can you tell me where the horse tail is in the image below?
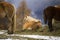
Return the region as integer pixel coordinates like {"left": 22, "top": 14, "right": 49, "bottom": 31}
{"left": 43, "top": 9, "right": 47, "bottom": 24}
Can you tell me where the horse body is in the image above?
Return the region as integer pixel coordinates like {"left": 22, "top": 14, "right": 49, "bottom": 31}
{"left": 44, "top": 6, "right": 60, "bottom": 32}
{"left": 22, "top": 16, "right": 42, "bottom": 31}
{"left": 0, "top": 2, "right": 15, "bottom": 34}
{"left": 54, "top": 7, "right": 60, "bottom": 21}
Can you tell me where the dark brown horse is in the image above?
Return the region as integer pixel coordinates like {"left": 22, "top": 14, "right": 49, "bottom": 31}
{"left": 0, "top": 2, "right": 16, "bottom": 34}
{"left": 44, "top": 6, "right": 60, "bottom": 32}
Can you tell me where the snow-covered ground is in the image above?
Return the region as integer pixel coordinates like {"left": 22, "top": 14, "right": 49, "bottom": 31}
{"left": 0, "top": 30, "right": 60, "bottom": 40}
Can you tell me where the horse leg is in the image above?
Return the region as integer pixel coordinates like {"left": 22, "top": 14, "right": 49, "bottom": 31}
{"left": 44, "top": 16, "right": 47, "bottom": 24}
{"left": 7, "top": 21, "right": 14, "bottom": 34}
{"left": 7, "top": 18, "right": 13, "bottom": 34}
{"left": 44, "top": 10, "right": 47, "bottom": 24}
{"left": 48, "top": 19, "right": 54, "bottom": 32}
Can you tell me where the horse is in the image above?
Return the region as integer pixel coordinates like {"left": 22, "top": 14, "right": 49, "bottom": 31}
{"left": 22, "top": 16, "right": 42, "bottom": 31}
{"left": 43, "top": 6, "right": 60, "bottom": 32}
{"left": 22, "top": 21, "right": 42, "bottom": 31}
{"left": 0, "top": 2, "right": 16, "bottom": 34}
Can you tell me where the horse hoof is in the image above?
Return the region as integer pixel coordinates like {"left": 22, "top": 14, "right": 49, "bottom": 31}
{"left": 49, "top": 29, "right": 54, "bottom": 32}
{"left": 39, "top": 30, "right": 43, "bottom": 32}
{"left": 8, "top": 32, "right": 13, "bottom": 34}
{"left": 8, "top": 31, "right": 13, "bottom": 34}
